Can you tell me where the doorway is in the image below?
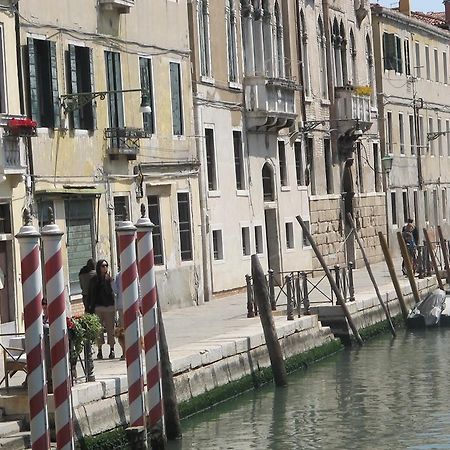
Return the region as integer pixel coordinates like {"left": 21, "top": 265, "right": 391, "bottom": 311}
{"left": 265, "top": 209, "right": 281, "bottom": 277}
{"left": 0, "top": 241, "right": 12, "bottom": 323}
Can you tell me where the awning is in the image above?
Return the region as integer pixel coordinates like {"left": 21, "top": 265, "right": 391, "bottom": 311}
{"left": 34, "top": 186, "right": 105, "bottom": 197}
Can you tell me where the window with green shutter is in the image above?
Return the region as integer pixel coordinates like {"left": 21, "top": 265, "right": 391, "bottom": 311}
{"left": 105, "top": 51, "right": 124, "bottom": 147}
{"left": 139, "top": 57, "right": 155, "bottom": 134}
{"left": 170, "top": 62, "right": 183, "bottom": 136}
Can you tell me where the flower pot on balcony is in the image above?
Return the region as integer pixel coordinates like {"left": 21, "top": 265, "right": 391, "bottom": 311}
{"left": 5, "top": 118, "right": 37, "bottom": 137}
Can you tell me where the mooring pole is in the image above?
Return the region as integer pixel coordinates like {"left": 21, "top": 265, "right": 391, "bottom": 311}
{"left": 251, "top": 254, "right": 288, "bottom": 387}
{"left": 296, "top": 215, "right": 363, "bottom": 345}
{"left": 423, "top": 228, "right": 445, "bottom": 290}
{"left": 347, "top": 214, "right": 396, "bottom": 337}
{"left": 378, "top": 232, "right": 409, "bottom": 322}
{"left": 437, "top": 226, "right": 450, "bottom": 285}
{"left": 397, "top": 231, "right": 421, "bottom": 304}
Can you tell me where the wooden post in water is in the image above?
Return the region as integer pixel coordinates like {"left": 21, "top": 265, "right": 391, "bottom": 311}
{"left": 295, "top": 215, "right": 363, "bottom": 346}
{"left": 156, "top": 293, "right": 182, "bottom": 440}
{"left": 347, "top": 214, "right": 396, "bottom": 337}
{"left": 397, "top": 231, "right": 421, "bottom": 304}
{"left": 251, "top": 254, "right": 288, "bottom": 387}
{"left": 437, "top": 226, "right": 450, "bottom": 285}
{"left": 378, "top": 232, "right": 408, "bottom": 322}
{"left": 423, "top": 228, "right": 445, "bottom": 290}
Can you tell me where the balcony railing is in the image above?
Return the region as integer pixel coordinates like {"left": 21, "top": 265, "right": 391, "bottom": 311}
{"left": 99, "top": 0, "right": 134, "bottom": 13}
{"left": 105, "top": 127, "right": 151, "bottom": 160}
{"left": 244, "top": 76, "right": 297, "bottom": 131}
{"left": 334, "top": 86, "right": 372, "bottom": 135}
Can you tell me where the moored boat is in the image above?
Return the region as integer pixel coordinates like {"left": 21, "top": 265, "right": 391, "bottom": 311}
{"left": 407, "top": 289, "right": 446, "bottom": 328}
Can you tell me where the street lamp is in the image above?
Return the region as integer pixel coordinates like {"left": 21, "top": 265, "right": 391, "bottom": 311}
{"left": 60, "top": 88, "right": 152, "bottom": 114}
{"left": 381, "top": 153, "right": 393, "bottom": 174}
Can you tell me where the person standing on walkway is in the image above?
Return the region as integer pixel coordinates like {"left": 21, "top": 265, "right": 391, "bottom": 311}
{"left": 87, "top": 259, "right": 116, "bottom": 359}
{"left": 402, "top": 223, "right": 417, "bottom": 275}
{"left": 402, "top": 218, "right": 419, "bottom": 245}
{"left": 78, "top": 258, "right": 95, "bottom": 312}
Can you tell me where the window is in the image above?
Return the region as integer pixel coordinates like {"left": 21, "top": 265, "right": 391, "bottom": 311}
{"left": 419, "top": 116, "right": 424, "bottom": 150}
{"left": 285, "top": 222, "right": 294, "bottom": 249}
{"left": 433, "top": 190, "right": 438, "bottom": 225}
{"left": 148, "top": 195, "right": 164, "bottom": 265}
{"left": 302, "top": 220, "right": 310, "bottom": 247}
{"left": 105, "top": 51, "right": 124, "bottom": 148}
{"left": 198, "top": 0, "right": 211, "bottom": 77}
{"left": 355, "top": 142, "right": 364, "bottom": 193}
{"left": 399, "top": 113, "right": 405, "bottom": 154}
{"left": 444, "top": 52, "right": 448, "bottom": 84}
{"left": 274, "top": 2, "right": 285, "bottom": 78}
{"left": 67, "top": 45, "right": 94, "bottom": 130}
{"left": 205, "top": 128, "right": 217, "bottom": 190}
{"left": 300, "top": 11, "right": 310, "bottom": 96}
{"left": 443, "top": 188, "right": 447, "bottom": 221}
{"left": 349, "top": 30, "right": 357, "bottom": 85}
{"left": 113, "top": 196, "right": 129, "bottom": 223}
{"left": 332, "top": 19, "right": 347, "bottom": 86}
{"left": 241, "top": 226, "right": 250, "bottom": 256}
{"left": 0, "top": 26, "right": 6, "bottom": 113}
{"left": 318, "top": 17, "right": 328, "bottom": 99}
{"left": 233, "top": 130, "right": 245, "bottom": 190}
{"left": 170, "top": 62, "right": 183, "bottom": 136}
{"left": 434, "top": 49, "right": 439, "bottom": 82}
{"left": 447, "top": 120, "right": 450, "bottom": 156}
{"left": 177, "top": 193, "right": 192, "bottom": 261}
{"left": 438, "top": 118, "right": 443, "bottom": 156}
{"left": 306, "top": 137, "right": 315, "bottom": 195}
{"left": 139, "top": 57, "right": 155, "bottom": 134}
{"left": 391, "top": 192, "right": 397, "bottom": 226}
{"left": 366, "top": 35, "right": 375, "bottom": 104}
{"left": 402, "top": 190, "right": 408, "bottom": 223}
{"left": 414, "top": 190, "right": 418, "bottom": 228}
{"left": 278, "top": 141, "right": 288, "bottom": 187}
{"left": 404, "top": 39, "right": 411, "bottom": 76}
{"left": 386, "top": 112, "right": 393, "bottom": 153}
{"left": 429, "top": 117, "right": 434, "bottom": 155}
{"left": 424, "top": 190, "right": 429, "bottom": 222}
{"left": 415, "top": 42, "right": 421, "bottom": 78}
{"left": 383, "top": 33, "right": 402, "bottom": 73}
{"left": 255, "top": 225, "right": 263, "bottom": 254}
{"left": 212, "top": 230, "right": 224, "bottom": 260}
{"left": 262, "top": 163, "right": 275, "bottom": 202}
{"left": 373, "top": 143, "right": 382, "bottom": 192}
{"left": 65, "top": 199, "right": 94, "bottom": 294}
{"left": 37, "top": 200, "right": 53, "bottom": 229}
{"left": 324, "top": 138, "right": 333, "bottom": 194}
{"left": 425, "top": 46, "right": 431, "bottom": 80}
{"left": 226, "top": 0, "right": 238, "bottom": 83}
{"left": 27, "top": 38, "right": 60, "bottom": 128}
{"left": 294, "top": 141, "right": 305, "bottom": 186}
{"left": 409, "top": 114, "right": 416, "bottom": 155}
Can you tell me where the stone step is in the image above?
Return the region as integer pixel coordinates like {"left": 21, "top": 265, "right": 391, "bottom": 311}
{"left": 0, "top": 420, "right": 22, "bottom": 438}
{"left": 0, "top": 431, "right": 30, "bottom": 449}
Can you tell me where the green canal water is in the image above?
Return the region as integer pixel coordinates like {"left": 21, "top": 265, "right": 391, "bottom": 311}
{"left": 167, "top": 329, "right": 450, "bottom": 450}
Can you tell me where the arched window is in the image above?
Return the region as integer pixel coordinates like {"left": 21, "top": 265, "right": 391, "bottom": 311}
{"left": 317, "top": 16, "right": 328, "bottom": 98}
{"left": 241, "top": 0, "right": 255, "bottom": 75}
{"left": 226, "top": 0, "right": 238, "bottom": 82}
{"left": 299, "top": 10, "right": 310, "bottom": 96}
{"left": 262, "top": 163, "right": 275, "bottom": 201}
{"left": 366, "top": 34, "right": 375, "bottom": 104}
{"left": 262, "top": 0, "right": 273, "bottom": 76}
{"left": 198, "top": 0, "right": 211, "bottom": 77}
{"left": 339, "top": 21, "right": 348, "bottom": 85}
{"left": 332, "top": 19, "right": 342, "bottom": 86}
{"left": 349, "top": 29, "right": 356, "bottom": 85}
{"left": 274, "top": 1, "right": 285, "bottom": 78}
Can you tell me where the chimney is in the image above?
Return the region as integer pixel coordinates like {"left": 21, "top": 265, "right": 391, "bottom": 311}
{"left": 445, "top": 0, "right": 450, "bottom": 25}
{"left": 399, "top": 0, "right": 411, "bottom": 16}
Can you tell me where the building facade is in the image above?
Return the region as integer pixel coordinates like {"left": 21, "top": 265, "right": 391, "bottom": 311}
{"left": 16, "top": 0, "right": 203, "bottom": 313}
{"left": 372, "top": 2, "right": 450, "bottom": 249}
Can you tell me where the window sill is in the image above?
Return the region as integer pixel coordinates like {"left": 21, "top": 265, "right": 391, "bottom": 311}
{"left": 304, "top": 96, "right": 313, "bottom": 104}
{"left": 281, "top": 186, "right": 291, "bottom": 192}
{"left": 201, "top": 76, "right": 215, "bottom": 85}
{"left": 320, "top": 99, "right": 331, "bottom": 106}
{"left": 228, "top": 81, "right": 242, "bottom": 90}
{"left": 400, "top": 153, "right": 406, "bottom": 157}
{"left": 286, "top": 247, "right": 295, "bottom": 253}
{"left": 297, "top": 185, "right": 308, "bottom": 191}
{"left": 208, "top": 190, "right": 221, "bottom": 198}
{"left": 236, "top": 190, "right": 249, "bottom": 197}
{"left": 213, "top": 258, "right": 226, "bottom": 265}
{"left": 173, "top": 134, "right": 186, "bottom": 140}
{"left": 241, "top": 254, "right": 251, "bottom": 261}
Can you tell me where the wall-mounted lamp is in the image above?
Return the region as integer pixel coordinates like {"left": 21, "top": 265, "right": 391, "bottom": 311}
{"left": 60, "top": 89, "right": 151, "bottom": 114}
{"left": 381, "top": 154, "right": 393, "bottom": 174}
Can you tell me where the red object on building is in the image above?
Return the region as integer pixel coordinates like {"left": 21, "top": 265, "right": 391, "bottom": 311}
{"left": 6, "top": 118, "right": 37, "bottom": 136}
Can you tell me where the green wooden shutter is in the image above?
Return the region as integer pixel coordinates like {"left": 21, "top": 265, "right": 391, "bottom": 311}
{"left": 50, "top": 41, "right": 60, "bottom": 129}
{"left": 139, "top": 58, "right": 152, "bottom": 133}
{"left": 27, "top": 38, "right": 40, "bottom": 124}
{"left": 170, "top": 62, "right": 183, "bottom": 135}
{"left": 114, "top": 52, "right": 124, "bottom": 128}
{"left": 68, "top": 44, "right": 80, "bottom": 129}
{"left": 89, "top": 48, "right": 96, "bottom": 130}
{"left": 105, "top": 51, "right": 116, "bottom": 129}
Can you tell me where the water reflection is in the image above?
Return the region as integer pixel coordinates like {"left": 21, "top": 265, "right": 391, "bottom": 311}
{"left": 168, "top": 329, "right": 450, "bottom": 449}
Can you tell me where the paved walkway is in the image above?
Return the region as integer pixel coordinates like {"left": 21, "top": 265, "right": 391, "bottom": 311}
{"left": 2, "top": 257, "right": 412, "bottom": 385}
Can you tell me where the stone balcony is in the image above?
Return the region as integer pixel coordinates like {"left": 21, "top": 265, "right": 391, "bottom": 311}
{"left": 105, "top": 127, "right": 151, "bottom": 160}
{"left": 334, "top": 86, "right": 372, "bottom": 136}
{"left": 99, "top": 0, "right": 134, "bottom": 13}
{"left": 0, "top": 116, "right": 29, "bottom": 175}
{"left": 243, "top": 76, "right": 297, "bottom": 131}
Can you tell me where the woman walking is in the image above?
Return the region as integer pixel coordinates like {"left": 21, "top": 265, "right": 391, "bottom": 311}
{"left": 87, "top": 259, "right": 116, "bottom": 359}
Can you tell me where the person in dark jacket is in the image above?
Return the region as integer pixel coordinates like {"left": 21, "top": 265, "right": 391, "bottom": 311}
{"left": 87, "top": 259, "right": 116, "bottom": 359}
{"left": 78, "top": 258, "right": 96, "bottom": 312}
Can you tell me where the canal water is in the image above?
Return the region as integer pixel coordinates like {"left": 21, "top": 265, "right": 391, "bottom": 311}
{"left": 168, "top": 329, "right": 450, "bottom": 450}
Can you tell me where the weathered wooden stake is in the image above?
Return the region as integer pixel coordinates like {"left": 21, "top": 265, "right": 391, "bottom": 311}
{"left": 156, "top": 294, "right": 182, "bottom": 441}
{"left": 296, "top": 215, "right": 363, "bottom": 345}
{"left": 397, "top": 231, "right": 421, "bottom": 304}
{"left": 437, "top": 226, "right": 450, "bottom": 285}
{"left": 251, "top": 254, "right": 288, "bottom": 387}
{"left": 378, "top": 232, "right": 409, "bottom": 322}
{"left": 423, "top": 228, "right": 445, "bottom": 290}
{"left": 347, "top": 214, "right": 396, "bottom": 337}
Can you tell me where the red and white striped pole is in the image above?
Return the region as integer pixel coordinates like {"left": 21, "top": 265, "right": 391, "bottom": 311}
{"left": 16, "top": 209, "right": 50, "bottom": 450}
{"left": 136, "top": 205, "right": 164, "bottom": 441}
{"left": 116, "top": 214, "right": 146, "bottom": 429}
{"left": 41, "top": 209, "right": 74, "bottom": 450}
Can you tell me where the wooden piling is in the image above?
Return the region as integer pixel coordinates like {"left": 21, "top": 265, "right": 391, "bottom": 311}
{"left": 437, "top": 226, "right": 450, "bottom": 285}
{"left": 423, "top": 228, "right": 445, "bottom": 290}
{"left": 397, "top": 231, "right": 421, "bottom": 304}
{"left": 251, "top": 254, "right": 288, "bottom": 387}
{"left": 156, "top": 293, "right": 182, "bottom": 440}
{"left": 378, "top": 232, "right": 409, "bottom": 322}
{"left": 295, "top": 215, "right": 363, "bottom": 346}
{"left": 347, "top": 214, "right": 396, "bottom": 337}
